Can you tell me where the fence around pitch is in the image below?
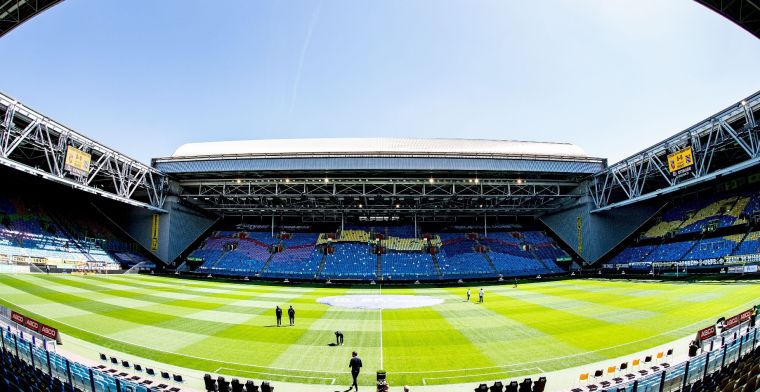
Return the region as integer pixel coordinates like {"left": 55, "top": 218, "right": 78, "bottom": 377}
{"left": 1, "top": 329, "right": 150, "bottom": 392}
{"left": 590, "top": 326, "right": 758, "bottom": 392}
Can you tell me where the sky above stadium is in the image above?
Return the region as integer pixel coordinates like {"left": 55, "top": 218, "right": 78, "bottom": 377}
{"left": 1, "top": 0, "right": 760, "bottom": 165}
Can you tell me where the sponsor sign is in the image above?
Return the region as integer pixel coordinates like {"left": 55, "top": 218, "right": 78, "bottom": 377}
{"left": 10, "top": 311, "right": 24, "bottom": 324}
{"left": 739, "top": 309, "right": 753, "bottom": 323}
{"left": 64, "top": 145, "right": 91, "bottom": 177}
{"left": 725, "top": 314, "right": 740, "bottom": 330}
{"left": 39, "top": 324, "right": 58, "bottom": 340}
{"left": 697, "top": 325, "right": 716, "bottom": 341}
{"left": 9, "top": 309, "right": 58, "bottom": 340}
{"left": 151, "top": 214, "right": 160, "bottom": 251}
{"left": 667, "top": 146, "right": 694, "bottom": 175}
{"left": 24, "top": 317, "right": 40, "bottom": 332}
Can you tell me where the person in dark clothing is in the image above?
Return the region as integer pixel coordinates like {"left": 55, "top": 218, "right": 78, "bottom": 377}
{"left": 335, "top": 330, "right": 344, "bottom": 345}
{"left": 275, "top": 306, "right": 282, "bottom": 327}
{"left": 348, "top": 351, "right": 362, "bottom": 392}
{"left": 288, "top": 306, "right": 295, "bottom": 326}
{"left": 751, "top": 306, "right": 757, "bottom": 327}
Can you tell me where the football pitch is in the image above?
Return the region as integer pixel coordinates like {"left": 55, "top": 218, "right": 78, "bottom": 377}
{"left": 0, "top": 274, "right": 757, "bottom": 387}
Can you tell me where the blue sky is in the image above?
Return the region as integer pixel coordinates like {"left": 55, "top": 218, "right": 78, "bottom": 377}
{"left": 1, "top": 0, "right": 759, "bottom": 164}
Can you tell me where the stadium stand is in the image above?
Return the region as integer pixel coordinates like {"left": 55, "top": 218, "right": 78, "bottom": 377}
{"left": 187, "top": 228, "right": 570, "bottom": 281}
{"left": 0, "top": 190, "right": 146, "bottom": 271}
{"left": 608, "top": 188, "right": 760, "bottom": 271}
{"left": 320, "top": 242, "right": 377, "bottom": 280}
{"left": 381, "top": 250, "right": 438, "bottom": 280}
{"left": 261, "top": 233, "right": 322, "bottom": 278}
{"left": 566, "top": 326, "right": 759, "bottom": 392}
{"left": 0, "top": 328, "right": 276, "bottom": 392}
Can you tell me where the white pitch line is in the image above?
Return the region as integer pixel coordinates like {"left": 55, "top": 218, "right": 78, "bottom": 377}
{"left": 2, "top": 284, "right": 758, "bottom": 379}
{"left": 216, "top": 367, "right": 336, "bottom": 384}
{"left": 379, "top": 283, "right": 383, "bottom": 370}
{"left": 422, "top": 367, "right": 542, "bottom": 385}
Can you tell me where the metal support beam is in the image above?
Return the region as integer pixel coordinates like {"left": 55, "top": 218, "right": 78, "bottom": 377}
{"left": 0, "top": 91, "right": 169, "bottom": 210}
{"left": 590, "top": 90, "right": 760, "bottom": 212}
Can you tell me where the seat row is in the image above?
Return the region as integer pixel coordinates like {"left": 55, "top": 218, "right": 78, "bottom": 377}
{"left": 98, "top": 352, "right": 183, "bottom": 391}
{"left": 204, "top": 373, "right": 274, "bottom": 392}
{"left": 474, "top": 376, "right": 546, "bottom": 392}
{"left": 573, "top": 349, "right": 673, "bottom": 391}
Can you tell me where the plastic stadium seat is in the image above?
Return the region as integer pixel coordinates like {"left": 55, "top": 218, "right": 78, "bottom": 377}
{"left": 506, "top": 381, "right": 519, "bottom": 392}
{"left": 490, "top": 381, "right": 504, "bottom": 392}
{"left": 532, "top": 377, "right": 546, "bottom": 392}
{"left": 231, "top": 378, "right": 243, "bottom": 392}
{"left": 245, "top": 380, "right": 259, "bottom": 392}
{"left": 519, "top": 378, "right": 532, "bottom": 392}
{"left": 475, "top": 384, "right": 488, "bottom": 392}
{"left": 203, "top": 374, "right": 217, "bottom": 391}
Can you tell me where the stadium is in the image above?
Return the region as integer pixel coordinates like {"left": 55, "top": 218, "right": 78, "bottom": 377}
{"left": 0, "top": 1, "right": 759, "bottom": 392}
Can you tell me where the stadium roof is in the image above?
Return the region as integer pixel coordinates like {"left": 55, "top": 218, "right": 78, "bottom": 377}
{"left": 170, "top": 138, "right": 591, "bottom": 160}
{"left": 157, "top": 138, "right": 605, "bottom": 176}
{"left": 696, "top": 0, "right": 760, "bottom": 40}
{"left": 0, "top": 0, "right": 62, "bottom": 38}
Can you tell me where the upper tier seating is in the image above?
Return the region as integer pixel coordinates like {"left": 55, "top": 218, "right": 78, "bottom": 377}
{"left": 383, "top": 236, "right": 426, "bottom": 251}
{"left": 338, "top": 230, "right": 370, "bottom": 243}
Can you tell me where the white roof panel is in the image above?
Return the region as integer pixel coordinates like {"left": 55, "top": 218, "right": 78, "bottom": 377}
{"left": 170, "top": 138, "right": 589, "bottom": 159}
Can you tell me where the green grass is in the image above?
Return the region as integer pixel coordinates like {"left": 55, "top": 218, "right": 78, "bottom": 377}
{"left": 0, "top": 274, "right": 757, "bottom": 387}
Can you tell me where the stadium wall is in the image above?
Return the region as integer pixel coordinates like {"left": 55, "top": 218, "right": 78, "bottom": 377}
{"left": 95, "top": 196, "right": 217, "bottom": 264}
{"left": 541, "top": 185, "right": 664, "bottom": 264}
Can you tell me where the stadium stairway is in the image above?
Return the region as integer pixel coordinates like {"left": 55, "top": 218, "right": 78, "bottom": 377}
{"left": 527, "top": 245, "right": 553, "bottom": 273}
{"left": 256, "top": 252, "right": 278, "bottom": 277}
{"left": 46, "top": 213, "right": 97, "bottom": 262}
{"left": 207, "top": 251, "right": 228, "bottom": 270}
{"left": 480, "top": 252, "right": 500, "bottom": 276}
{"left": 431, "top": 253, "right": 443, "bottom": 279}
{"left": 732, "top": 227, "right": 754, "bottom": 254}
{"left": 315, "top": 253, "right": 327, "bottom": 279}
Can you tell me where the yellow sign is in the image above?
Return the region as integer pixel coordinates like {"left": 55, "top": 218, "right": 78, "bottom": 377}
{"left": 577, "top": 216, "right": 583, "bottom": 254}
{"left": 151, "top": 214, "right": 160, "bottom": 251}
{"left": 667, "top": 146, "right": 694, "bottom": 174}
{"left": 64, "top": 146, "right": 92, "bottom": 177}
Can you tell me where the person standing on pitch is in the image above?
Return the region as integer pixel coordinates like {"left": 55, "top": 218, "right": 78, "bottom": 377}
{"left": 513, "top": 278, "right": 517, "bottom": 288}
{"left": 479, "top": 288, "right": 484, "bottom": 303}
{"left": 275, "top": 306, "right": 282, "bottom": 327}
{"left": 466, "top": 288, "right": 471, "bottom": 302}
{"left": 348, "top": 351, "right": 362, "bottom": 392}
{"left": 335, "top": 330, "right": 344, "bottom": 345}
{"left": 288, "top": 305, "right": 295, "bottom": 326}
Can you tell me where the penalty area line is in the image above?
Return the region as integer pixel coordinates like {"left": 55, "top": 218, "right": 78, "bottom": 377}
{"left": 421, "top": 367, "right": 543, "bottom": 385}
{"left": 216, "top": 367, "right": 336, "bottom": 385}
